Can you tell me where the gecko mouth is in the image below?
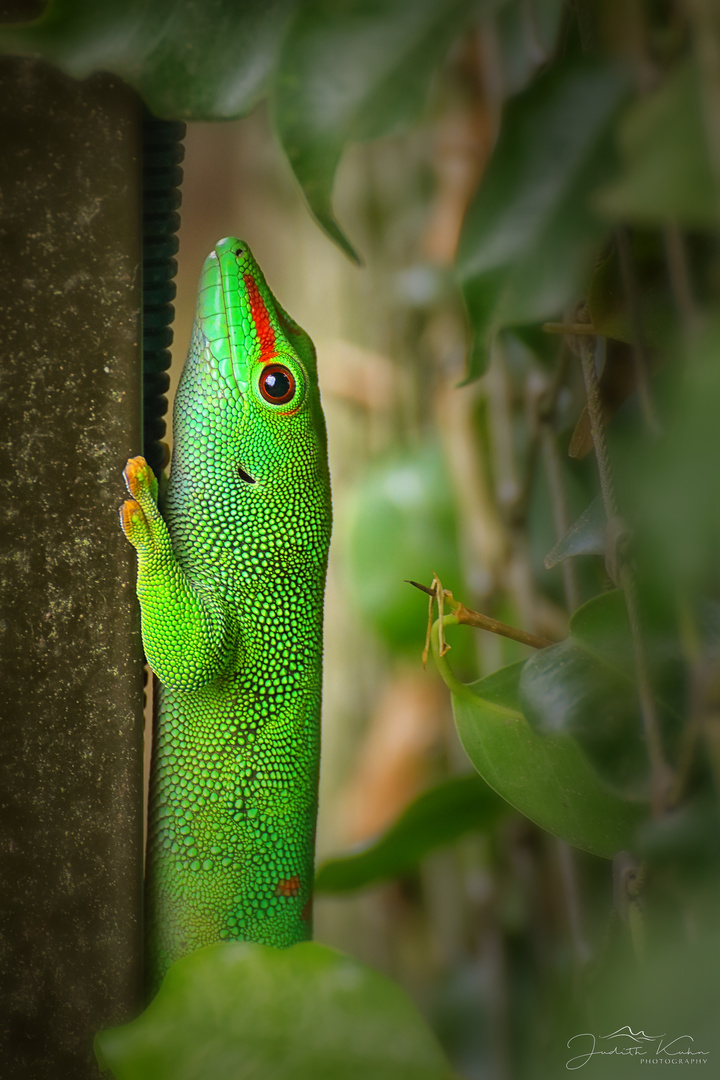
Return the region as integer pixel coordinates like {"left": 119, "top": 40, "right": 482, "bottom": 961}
{"left": 237, "top": 465, "right": 256, "bottom": 484}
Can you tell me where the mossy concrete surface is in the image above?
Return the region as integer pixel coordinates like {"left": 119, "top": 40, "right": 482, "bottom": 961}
{"left": 0, "top": 55, "right": 145, "bottom": 1078}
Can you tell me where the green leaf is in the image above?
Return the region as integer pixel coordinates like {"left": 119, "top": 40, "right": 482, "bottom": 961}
{"left": 520, "top": 594, "right": 647, "bottom": 798}
{"left": 633, "top": 319, "right": 720, "bottom": 596}
{"left": 637, "top": 798, "right": 720, "bottom": 874}
{"left": 570, "top": 933, "right": 720, "bottom": 1079}
{"left": 544, "top": 493, "right": 605, "bottom": 568}
{"left": 587, "top": 235, "right": 676, "bottom": 347}
{"left": 316, "top": 775, "right": 508, "bottom": 893}
{"left": 456, "top": 57, "right": 627, "bottom": 380}
{"left": 494, "top": 0, "right": 564, "bottom": 97}
{"left": 519, "top": 591, "right": 682, "bottom": 799}
{"left": 271, "top": 0, "right": 483, "bottom": 262}
{"left": 96, "top": 941, "right": 457, "bottom": 1080}
{"left": 345, "top": 446, "right": 464, "bottom": 653}
{"left": 0, "top": 0, "right": 297, "bottom": 120}
{"left": 595, "top": 60, "right": 719, "bottom": 227}
{"left": 436, "top": 648, "right": 645, "bottom": 858}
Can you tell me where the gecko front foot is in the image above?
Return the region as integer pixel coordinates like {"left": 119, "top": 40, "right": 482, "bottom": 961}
{"left": 120, "top": 456, "right": 166, "bottom": 559}
{"left": 119, "top": 455, "right": 232, "bottom": 691}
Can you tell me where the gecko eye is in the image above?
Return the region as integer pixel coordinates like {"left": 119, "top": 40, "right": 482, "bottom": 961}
{"left": 259, "top": 364, "right": 296, "bottom": 405}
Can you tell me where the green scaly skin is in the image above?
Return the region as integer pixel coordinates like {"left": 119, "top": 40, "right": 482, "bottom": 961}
{"left": 120, "top": 238, "right": 331, "bottom": 995}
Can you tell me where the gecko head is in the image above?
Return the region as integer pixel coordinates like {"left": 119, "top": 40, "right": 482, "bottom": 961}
{"left": 186, "top": 238, "right": 327, "bottom": 489}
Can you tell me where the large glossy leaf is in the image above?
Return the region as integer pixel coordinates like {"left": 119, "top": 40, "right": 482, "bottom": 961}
{"left": 456, "top": 57, "right": 626, "bottom": 380}
{"left": 520, "top": 592, "right": 643, "bottom": 797}
{"left": 271, "top": 0, "right": 485, "bottom": 261}
{"left": 436, "top": 648, "right": 645, "bottom": 858}
{"left": 96, "top": 941, "right": 457, "bottom": 1080}
{"left": 520, "top": 591, "right": 682, "bottom": 799}
{"left": 596, "top": 60, "right": 719, "bottom": 227}
{"left": 0, "top": 0, "right": 297, "bottom": 120}
{"left": 316, "top": 775, "right": 508, "bottom": 893}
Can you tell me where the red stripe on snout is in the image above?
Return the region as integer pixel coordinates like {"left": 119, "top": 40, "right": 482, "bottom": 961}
{"left": 244, "top": 273, "right": 276, "bottom": 362}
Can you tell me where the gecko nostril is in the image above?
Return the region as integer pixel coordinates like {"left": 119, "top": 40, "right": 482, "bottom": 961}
{"left": 237, "top": 465, "right": 255, "bottom": 484}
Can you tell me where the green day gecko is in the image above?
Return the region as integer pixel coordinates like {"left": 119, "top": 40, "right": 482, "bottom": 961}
{"left": 120, "top": 238, "right": 332, "bottom": 994}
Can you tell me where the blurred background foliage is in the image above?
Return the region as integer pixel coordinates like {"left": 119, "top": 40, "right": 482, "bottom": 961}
{"left": 7, "top": 0, "right": 720, "bottom": 1076}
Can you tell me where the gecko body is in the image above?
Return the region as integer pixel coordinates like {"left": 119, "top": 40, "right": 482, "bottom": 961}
{"left": 120, "top": 238, "right": 331, "bottom": 993}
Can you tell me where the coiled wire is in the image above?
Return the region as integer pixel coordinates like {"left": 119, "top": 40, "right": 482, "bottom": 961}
{"left": 142, "top": 113, "right": 185, "bottom": 481}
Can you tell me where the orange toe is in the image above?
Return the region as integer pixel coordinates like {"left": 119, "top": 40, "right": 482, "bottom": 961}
{"left": 123, "top": 456, "right": 149, "bottom": 498}
{"left": 120, "top": 498, "right": 143, "bottom": 531}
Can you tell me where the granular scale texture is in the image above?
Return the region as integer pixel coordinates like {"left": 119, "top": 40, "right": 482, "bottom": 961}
{"left": 120, "top": 239, "right": 331, "bottom": 995}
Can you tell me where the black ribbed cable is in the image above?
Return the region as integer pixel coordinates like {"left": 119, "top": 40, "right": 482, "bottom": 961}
{"left": 141, "top": 113, "right": 185, "bottom": 481}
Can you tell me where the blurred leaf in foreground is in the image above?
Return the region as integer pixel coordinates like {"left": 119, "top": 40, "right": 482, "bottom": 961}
{"left": 564, "top": 934, "right": 720, "bottom": 1078}
{"left": 456, "top": 57, "right": 626, "bottom": 380}
{"left": 595, "top": 60, "right": 719, "bottom": 227}
{"left": 271, "top": 0, "right": 483, "bottom": 261}
{"left": 534, "top": 930, "right": 720, "bottom": 1075}
{"left": 0, "top": 0, "right": 296, "bottom": 119}
{"left": 316, "top": 774, "right": 508, "bottom": 893}
{"left": 96, "top": 941, "right": 457, "bottom": 1080}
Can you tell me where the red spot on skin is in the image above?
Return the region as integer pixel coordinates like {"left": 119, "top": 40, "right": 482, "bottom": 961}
{"left": 275, "top": 875, "right": 301, "bottom": 898}
{"left": 301, "top": 895, "right": 314, "bottom": 925}
{"left": 244, "top": 274, "right": 276, "bottom": 363}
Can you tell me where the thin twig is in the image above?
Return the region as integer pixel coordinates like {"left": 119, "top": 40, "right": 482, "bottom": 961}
{"left": 487, "top": 338, "right": 521, "bottom": 515}
{"left": 577, "top": 335, "right": 618, "bottom": 520}
{"left": 542, "top": 321, "right": 597, "bottom": 335}
{"left": 409, "top": 578, "right": 554, "bottom": 652}
{"left": 421, "top": 586, "right": 435, "bottom": 670}
{"left": 541, "top": 428, "right": 581, "bottom": 612}
{"left": 663, "top": 223, "right": 700, "bottom": 332}
{"left": 453, "top": 601, "right": 555, "bottom": 649}
{"left": 511, "top": 372, "right": 542, "bottom": 530}
{"left": 544, "top": 377, "right": 592, "bottom": 973}
{"left": 435, "top": 573, "right": 449, "bottom": 657}
{"left": 557, "top": 841, "right": 591, "bottom": 970}
{"left": 619, "top": 566, "right": 673, "bottom": 810}
{"left": 538, "top": 342, "right": 572, "bottom": 421}
{"left": 615, "top": 227, "right": 659, "bottom": 433}
{"left": 537, "top": 344, "right": 581, "bottom": 613}
{"left": 577, "top": 333, "right": 672, "bottom": 813}
{"left": 613, "top": 852, "right": 647, "bottom": 963}
{"left": 670, "top": 598, "right": 720, "bottom": 806}
{"left": 574, "top": 0, "right": 595, "bottom": 52}
{"left": 514, "top": 351, "right": 573, "bottom": 535}
{"left": 688, "top": 0, "right": 720, "bottom": 213}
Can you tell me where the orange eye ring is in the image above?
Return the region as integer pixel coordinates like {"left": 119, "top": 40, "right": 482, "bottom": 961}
{"left": 259, "top": 364, "right": 296, "bottom": 405}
